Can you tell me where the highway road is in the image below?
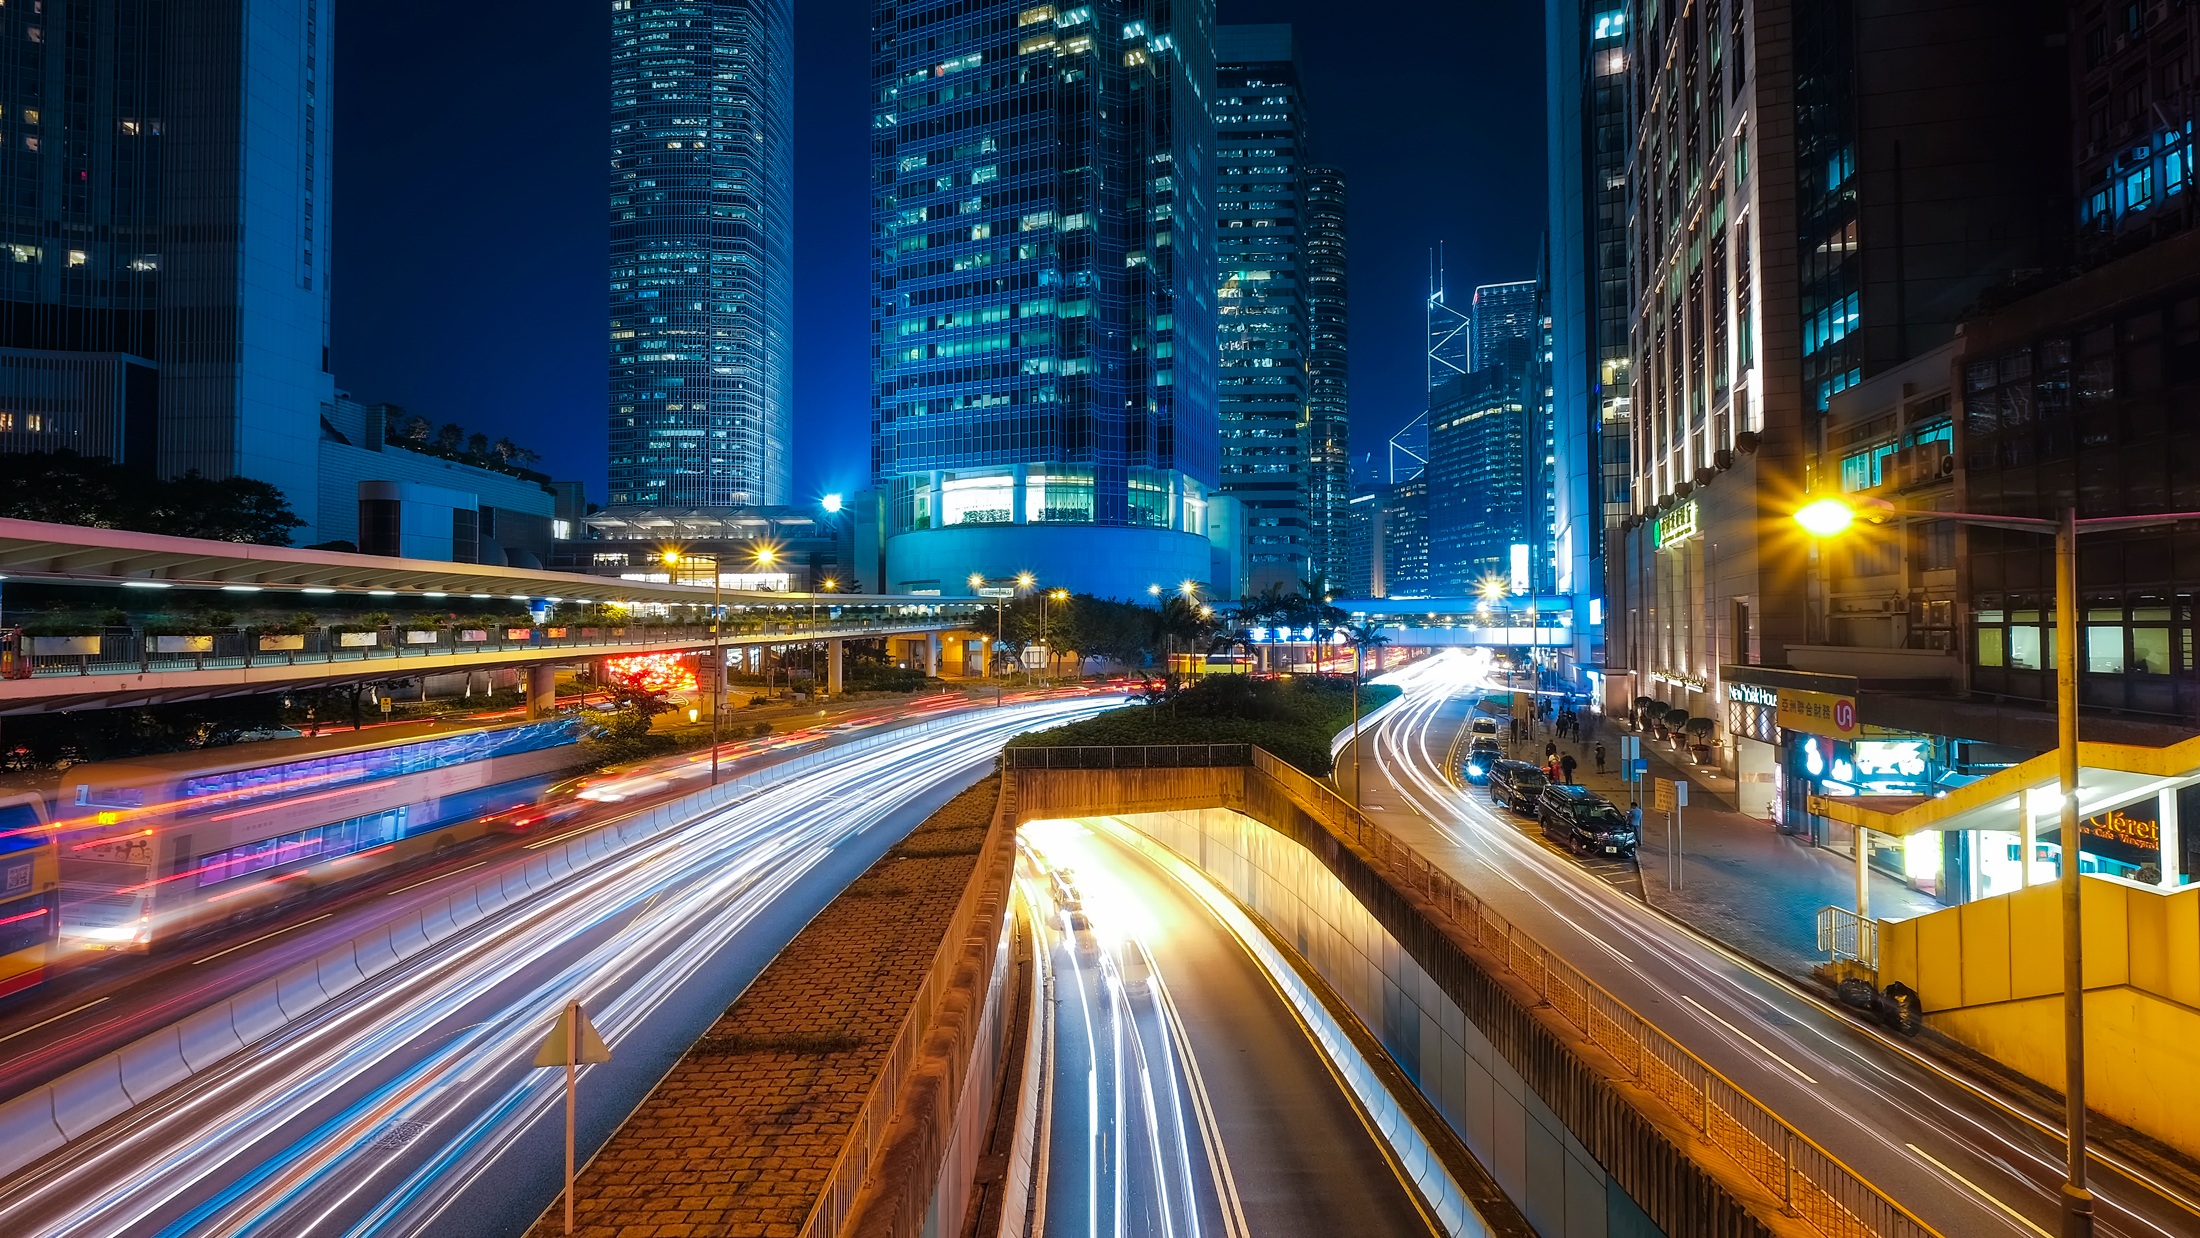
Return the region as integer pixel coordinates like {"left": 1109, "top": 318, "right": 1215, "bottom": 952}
{"left": 1021, "top": 816, "right": 1438, "bottom": 1238}
{"left": 0, "top": 686, "right": 1017, "bottom": 1104}
{"left": 0, "top": 695, "right": 1115, "bottom": 1237}
{"left": 1346, "top": 651, "right": 2200, "bottom": 1238}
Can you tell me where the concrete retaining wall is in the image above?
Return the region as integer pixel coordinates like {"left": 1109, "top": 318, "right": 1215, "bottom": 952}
{"left": 1015, "top": 764, "right": 1800, "bottom": 1238}
{"left": 0, "top": 713, "right": 978, "bottom": 1185}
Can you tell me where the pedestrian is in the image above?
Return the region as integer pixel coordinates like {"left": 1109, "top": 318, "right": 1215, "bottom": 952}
{"left": 1546, "top": 756, "right": 1562, "bottom": 782}
{"left": 1627, "top": 801, "right": 1643, "bottom": 835}
{"left": 1545, "top": 740, "right": 1557, "bottom": 762}
{"left": 1594, "top": 741, "right": 1607, "bottom": 775}
{"left": 1560, "top": 752, "right": 1578, "bottom": 784}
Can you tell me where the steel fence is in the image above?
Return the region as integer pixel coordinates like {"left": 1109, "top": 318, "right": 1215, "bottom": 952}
{"left": 1000, "top": 743, "right": 1253, "bottom": 770}
{"left": 1248, "top": 749, "right": 1941, "bottom": 1238}
{"left": 4, "top": 617, "right": 951, "bottom": 680}
{"left": 1817, "top": 905, "right": 1880, "bottom": 970}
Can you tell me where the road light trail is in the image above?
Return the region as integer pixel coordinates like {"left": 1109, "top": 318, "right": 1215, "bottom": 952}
{"left": 1349, "top": 653, "right": 2198, "bottom": 1238}
{"left": 0, "top": 697, "right": 1117, "bottom": 1238}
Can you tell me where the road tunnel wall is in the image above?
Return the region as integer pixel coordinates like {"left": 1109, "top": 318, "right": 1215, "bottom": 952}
{"left": 1014, "top": 757, "right": 1878, "bottom": 1238}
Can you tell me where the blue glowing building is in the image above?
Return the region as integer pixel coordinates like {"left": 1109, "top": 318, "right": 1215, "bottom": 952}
{"left": 607, "top": 0, "right": 794, "bottom": 510}
{"left": 868, "top": 0, "right": 1224, "bottom": 600}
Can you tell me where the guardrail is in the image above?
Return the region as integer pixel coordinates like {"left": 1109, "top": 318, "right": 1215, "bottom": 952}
{"left": 1816, "top": 906, "right": 1879, "bottom": 971}
{"left": 0, "top": 708, "right": 984, "bottom": 1184}
{"left": 1249, "top": 749, "right": 1940, "bottom": 1238}
{"left": 3, "top": 615, "right": 959, "bottom": 680}
{"left": 1000, "top": 743, "right": 1252, "bottom": 770}
{"left": 798, "top": 762, "right": 1022, "bottom": 1238}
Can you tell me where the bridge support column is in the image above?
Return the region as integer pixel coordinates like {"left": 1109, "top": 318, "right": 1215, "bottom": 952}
{"left": 926, "top": 632, "right": 941, "bottom": 678}
{"left": 827, "top": 638, "right": 844, "bottom": 698}
{"left": 526, "top": 664, "right": 556, "bottom": 720}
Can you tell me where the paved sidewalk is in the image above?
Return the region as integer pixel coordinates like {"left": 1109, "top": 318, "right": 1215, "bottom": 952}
{"left": 1517, "top": 720, "right": 1942, "bottom": 978}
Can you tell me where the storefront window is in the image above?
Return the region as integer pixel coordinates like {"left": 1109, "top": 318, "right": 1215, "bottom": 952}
{"left": 2087, "top": 622, "right": 2125, "bottom": 673}
{"left": 1976, "top": 627, "right": 2005, "bottom": 667}
{"left": 2009, "top": 611, "right": 2044, "bottom": 669}
{"left": 2133, "top": 625, "right": 2171, "bottom": 674}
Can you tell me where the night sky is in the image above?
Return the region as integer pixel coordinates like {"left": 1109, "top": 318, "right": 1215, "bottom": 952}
{"left": 331, "top": 2, "right": 1543, "bottom": 506}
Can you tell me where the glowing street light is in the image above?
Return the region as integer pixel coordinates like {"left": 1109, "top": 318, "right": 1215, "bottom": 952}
{"left": 821, "top": 492, "right": 843, "bottom": 514}
{"left": 1793, "top": 496, "right": 1860, "bottom": 538}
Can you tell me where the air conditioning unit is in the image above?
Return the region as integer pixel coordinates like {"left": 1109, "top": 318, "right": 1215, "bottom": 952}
{"left": 1937, "top": 452, "right": 1956, "bottom": 480}
{"left": 1886, "top": 446, "right": 1915, "bottom": 490}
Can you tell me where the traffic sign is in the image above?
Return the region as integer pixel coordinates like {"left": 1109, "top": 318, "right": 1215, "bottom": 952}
{"left": 1652, "top": 778, "right": 1689, "bottom": 812}
{"left": 534, "top": 1003, "right": 612, "bottom": 1067}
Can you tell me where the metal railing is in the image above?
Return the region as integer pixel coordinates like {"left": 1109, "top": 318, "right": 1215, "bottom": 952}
{"left": 797, "top": 771, "right": 1021, "bottom": 1238}
{"left": 1000, "top": 743, "right": 1253, "bottom": 770}
{"left": 1247, "top": 749, "right": 1941, "bottom": 1238}
{"left": 1, "top": 615, "right": 957, "bottom": 681}
{"left": 1817, "top": 906, "right": 1880, "bottom": 970}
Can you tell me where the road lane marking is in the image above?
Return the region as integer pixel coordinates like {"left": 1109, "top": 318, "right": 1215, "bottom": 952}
{"left": 1905, "top": 1142, "right": 2052, "bottom": 1237}
{"left": 0, "top": 997, "right": 110, "bottom": 1046}
{"left": 1146, "top": 943, "right": 1252, "bottom": 1238}
{"left": 192, "top": 913, "right": 332, "bottom": 965}
{"left": 1681, "top": 995, "right": 1819, "bottom": 1084}
{"left": 388, "top": 862, "right": 486, "bottom": 896}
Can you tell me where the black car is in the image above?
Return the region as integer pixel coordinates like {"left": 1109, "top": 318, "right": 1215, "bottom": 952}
{"left": 1536, "top": 784, "right": 1637, "bottom": 858}
{"left": 1461, "top": 737, "right": 1504, "bottom": 783}
{"left": 1486, "top": 760, "right": 1547, "bottom": 813}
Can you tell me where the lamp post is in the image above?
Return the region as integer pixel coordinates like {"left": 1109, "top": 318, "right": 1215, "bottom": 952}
{"left": 663, "top": 548, "right": 725, "bottom": 785}
{"left": 1042, "top": 587, "right": 1068, "bottom": 684}
{"left": 1796, "top": 496, "right": 2200, "bottom": 1238}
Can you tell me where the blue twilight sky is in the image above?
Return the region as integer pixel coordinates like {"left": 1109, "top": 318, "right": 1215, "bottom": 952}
{"left": 331, "top": 2, "right": 1543, "bottom": 507}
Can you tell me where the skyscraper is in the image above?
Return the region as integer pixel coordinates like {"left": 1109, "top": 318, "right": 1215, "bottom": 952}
{"left": 1546, "top": 0, "right": 1634, "bottom": 680}
{"left": 1427, "top": 367, "right": 1528, "bottom": 596}
{"left": 1469, "top": 280, "right": 1538, "bottom": 376}
{"left": 1305, "top": 166, "right": 1351, "bottom": 587}
{"left": 1215, "top": 25, "right": 1309, "bottom": 594}
{"left": 1426, "top": 255, "right": 1471, "bottom": 392}
{"left": 607, "top": 0, "right": 795, "bottom": 510}
{"left": 0, "top": 0, "right": 335, "bottom": 536}
{"left": 869, "top": 1, "right": 1222, "bottom": 600}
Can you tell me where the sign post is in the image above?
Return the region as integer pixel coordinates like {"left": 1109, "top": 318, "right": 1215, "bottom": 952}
{"left": 534, "top": 1000, "right": 613, "bottom": 1235}
{"left": 1653, "top": 779, "right": 1689, "bottom": 890}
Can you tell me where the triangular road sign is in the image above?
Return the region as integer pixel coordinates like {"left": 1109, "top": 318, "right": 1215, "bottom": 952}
{"left": 533, "top": 1003, "right": 612, "bottom": 1067}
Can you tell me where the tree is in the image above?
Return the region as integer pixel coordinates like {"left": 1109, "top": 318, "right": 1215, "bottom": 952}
{"left": 466, "top": 432, "right": 491, "bottom": 460}
{"left": 0, "top": 452, "right": 302, "bottom": 545}
{"left": 602, "top": 673, "right": 675, "bottom": 738}
{"left": 434, "top": 423, "right": 466, "bottom": 453}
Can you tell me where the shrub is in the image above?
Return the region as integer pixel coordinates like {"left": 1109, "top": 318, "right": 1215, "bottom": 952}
{"left": 1006, "top": 674, "right": 1399, "bottom": 777}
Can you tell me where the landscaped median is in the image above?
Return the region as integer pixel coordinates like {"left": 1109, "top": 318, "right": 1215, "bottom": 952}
{"left": 1002, "top": 672, "right": 1398, "bottom": 776}
{"left": 526, "top": 774, "right": 1026, "bottom": 1238}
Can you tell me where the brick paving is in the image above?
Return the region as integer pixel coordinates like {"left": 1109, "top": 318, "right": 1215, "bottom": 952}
{"left": 529, "top": 777, "right": 1001, "bottom": 1238}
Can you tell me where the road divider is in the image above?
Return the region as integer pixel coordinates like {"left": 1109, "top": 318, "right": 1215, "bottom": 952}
{"left": 0, "top": 706, "right": 1026, "bottom": 1184}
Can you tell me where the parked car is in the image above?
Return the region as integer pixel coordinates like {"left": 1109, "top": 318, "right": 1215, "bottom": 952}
{"left": 1486, "top": 760, "right": 1547, "bottom": 813}
{"left": 1461, "top": 737, "right": 1504, "bottom": 783}
{"left": 1536, "top": 784, "right": 1637, "bottom": 858}
{"left": 1469, "top": 716, "right": 1501, "bottom": 737}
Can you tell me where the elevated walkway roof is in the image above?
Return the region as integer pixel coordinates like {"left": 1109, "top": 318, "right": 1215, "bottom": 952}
{"left": 1811, "top": 733, "right": 2200, "bottom": 837}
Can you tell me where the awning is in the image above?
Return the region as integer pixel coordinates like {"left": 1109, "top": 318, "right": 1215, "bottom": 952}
{"left": 1809, "top": 733, "right": 2200, "bottom": 837}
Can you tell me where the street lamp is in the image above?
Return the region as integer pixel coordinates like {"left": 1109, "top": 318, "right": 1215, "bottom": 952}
{"left": 1795, "top": 495, "right": 2200, "bottom": 1238}
{"left": 663, "top": 547, "right": 725, "bottom": 786}
{"left": 1042, "top": 587, "right": 1068, "bottom": 684}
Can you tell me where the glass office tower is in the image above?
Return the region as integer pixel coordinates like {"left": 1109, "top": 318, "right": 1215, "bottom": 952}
{"left": 608, "top": 0, "right": 794, "bottom": 510}
{"left": 1304, "top": 165, "right": 1351, "bottom": 587}
{"left": 870, "top": 1, "right": 1222, "bottom": 600}
{"left": 1427, "top": 367, "right": 1527, "bottom": 596}
{"left": 1215, "top": 24, "right": 1307, "bottom": 594}
{"left": 0, "top": 0, "right": 335, "bottom": 538}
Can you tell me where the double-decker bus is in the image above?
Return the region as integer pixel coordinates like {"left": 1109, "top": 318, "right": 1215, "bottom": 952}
{"left": 55, "top": 718, "right": 585, "bottom": 953}
{"left": 0, "top": 792, "right": 57, "bottom": 999}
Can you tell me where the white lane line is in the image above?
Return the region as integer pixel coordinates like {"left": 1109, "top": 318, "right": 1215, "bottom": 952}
{"left": 1905, "top": 1142, "right": 2053, "bottom": 1238}
{"left": 388, "top": 862, "right": 487, "bottom": 896}
{"left": 0, "top": 997, "right": 110, "bottom": 1047}
{"left": 191, "top": 914, "right": 333, "bottom": 966}
{"left": 1146, "top": 945, "right": 1251, "bottom": 1238}
{"left": 1680, "top": 995, "right": 1819, "bottom": 1085}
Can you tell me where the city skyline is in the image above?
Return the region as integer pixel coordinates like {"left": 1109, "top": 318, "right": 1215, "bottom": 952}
{"left": 328, "top": 1, "right": 1542, "bottom": 507}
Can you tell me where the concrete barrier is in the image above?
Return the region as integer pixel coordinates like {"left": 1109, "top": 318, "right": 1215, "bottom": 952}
{"left": 386, "top": 912, "right": 430, "bottom": 961}
{"left": 419, "top": 897, "right": 458, "bottom": 942}
{"left": 49, "top": 1055, "right": 132, "bottom": 1139}
{"left": 353, "top": 925, "right": 399, "bottom": 979}
{"left": 0, "top": 1088, "right": 64, "bottom": 1177}
{"left": 0, "top": 707, "right": 987, "bottom": 1181}
{"left": 116, "top": 1026, "right": 191, "bottom": 1105}
{"left": 227, "top": 978, "right": 290, "bottom": 1044}
{"left": 176, "top": 1002, "right": 246, "bottom": 1071}
{"left": 316, "top": 941, "right": 366, "bottom": 997}
{"left": 273, "top": 961, "right": 328, "bottom": 1021}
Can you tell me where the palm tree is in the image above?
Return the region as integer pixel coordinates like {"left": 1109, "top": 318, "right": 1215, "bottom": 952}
{"left": 1345, "top": 621, "right": 1392, "bottom": 807}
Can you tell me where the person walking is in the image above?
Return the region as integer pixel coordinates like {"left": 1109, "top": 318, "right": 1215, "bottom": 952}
{"left": 1560, "top": 751, "right": 1578, "bottom": 784}
{"left": 1594, "top": 741, "right": 1607, "bottom": 775}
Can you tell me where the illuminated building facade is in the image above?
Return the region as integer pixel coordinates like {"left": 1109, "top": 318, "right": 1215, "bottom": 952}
{"left": 608, "top": 0, "right": 795, "bottom": 509}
